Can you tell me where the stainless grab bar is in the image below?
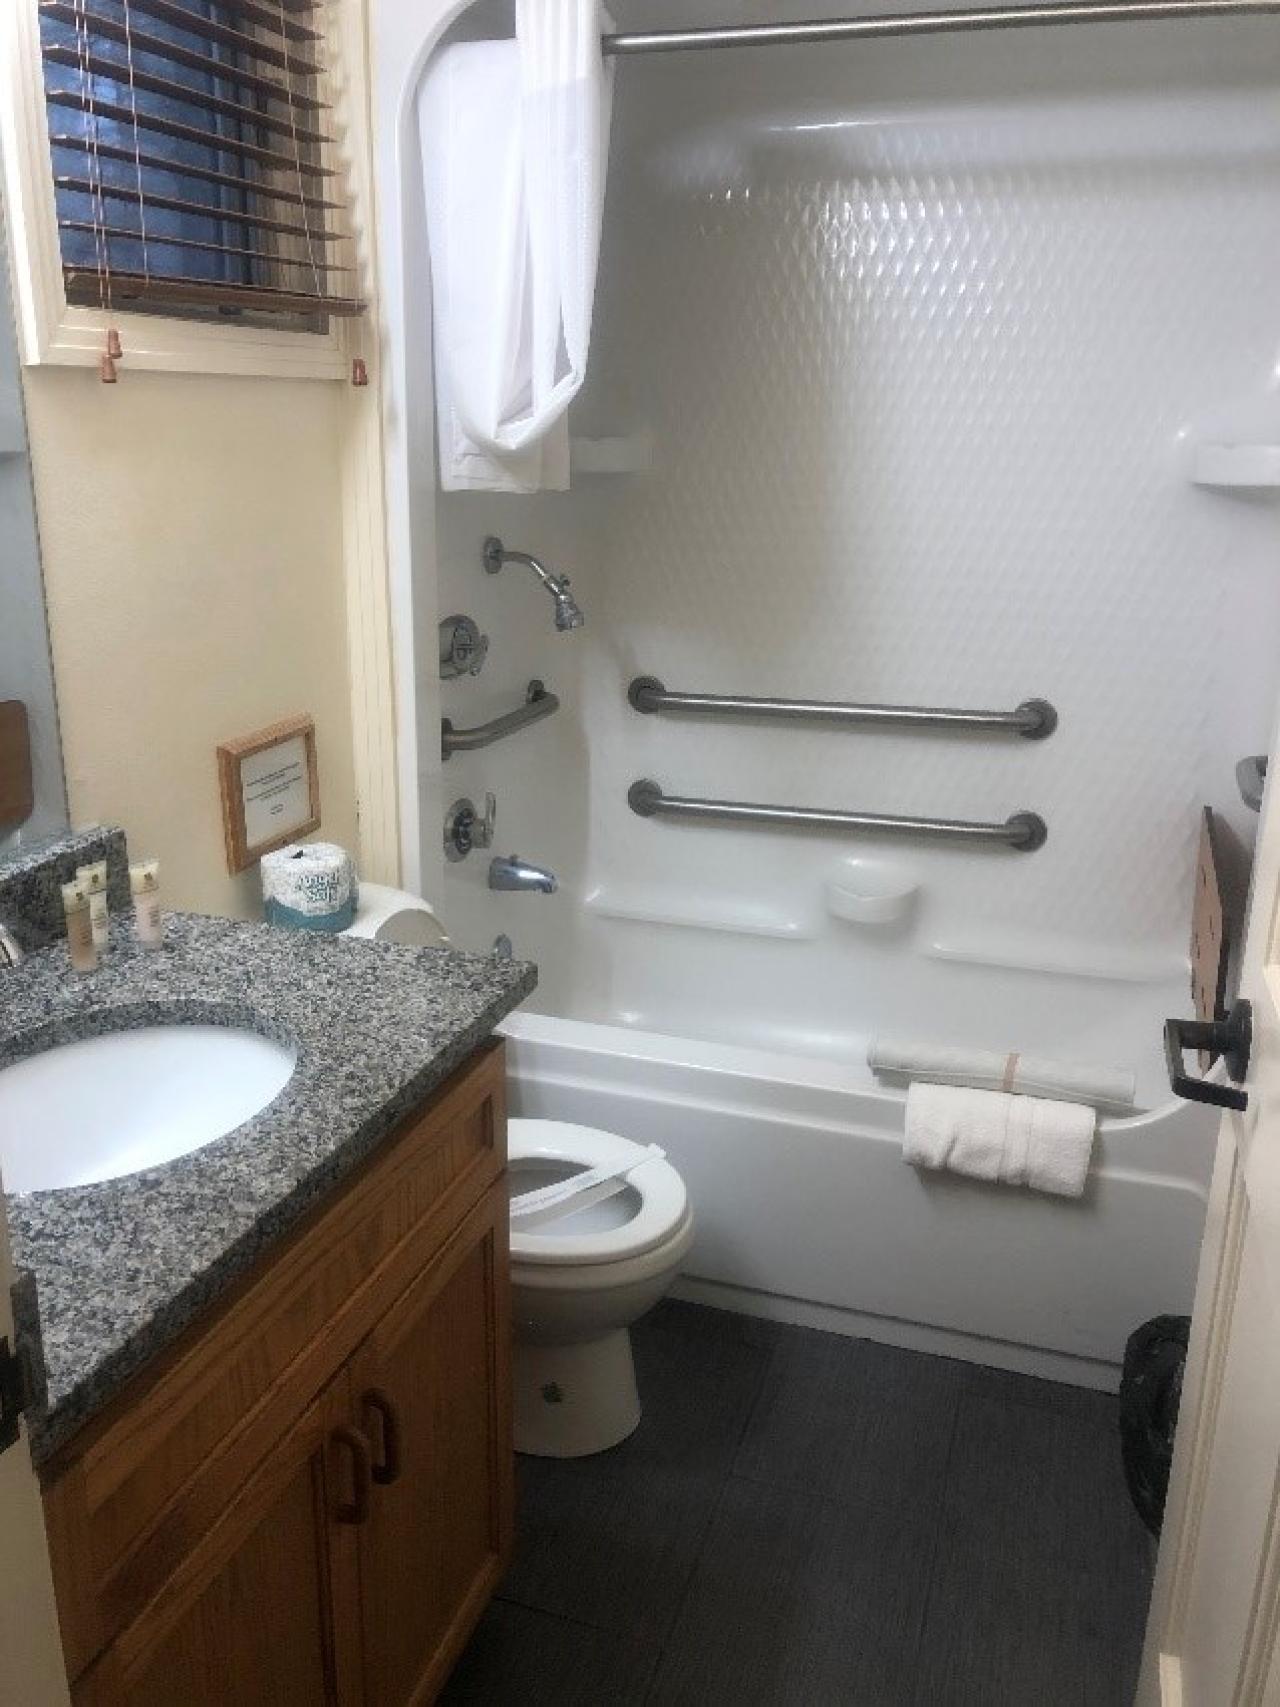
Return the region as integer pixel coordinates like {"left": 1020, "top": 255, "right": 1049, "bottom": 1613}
{"left": 628, "top": 780, "right": 1048, "bottom": 851}
{"left": 442, "top": 679, "right": 559, "bottom": 760}
{"left": 628, "top": 676, "right": 1057, "bottom": 738}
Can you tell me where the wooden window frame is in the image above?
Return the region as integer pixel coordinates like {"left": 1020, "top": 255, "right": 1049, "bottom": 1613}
{"left": 0, "top": 0, "right": 367, "bottom": 380}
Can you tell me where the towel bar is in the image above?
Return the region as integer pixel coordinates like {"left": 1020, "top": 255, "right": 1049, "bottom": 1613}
{"left": 628, "top": 780, "right": 1048, "bottom": 851}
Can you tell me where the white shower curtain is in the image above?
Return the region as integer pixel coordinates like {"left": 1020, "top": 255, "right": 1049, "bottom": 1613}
{"left": 418, "top": 0, "right": 614, "bottom": 493}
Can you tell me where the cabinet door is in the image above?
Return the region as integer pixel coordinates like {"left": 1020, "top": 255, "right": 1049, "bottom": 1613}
{"left": 74, "top": 1372, "right": 364, "bottom": 1707}
{"left": 350, "top": 1185, "right": 513, "bottom": 1707}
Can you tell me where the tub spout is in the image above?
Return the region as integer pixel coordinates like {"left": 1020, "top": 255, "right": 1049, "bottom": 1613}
{"left": 489, "top": 854, "right": 558, "bottom": 894}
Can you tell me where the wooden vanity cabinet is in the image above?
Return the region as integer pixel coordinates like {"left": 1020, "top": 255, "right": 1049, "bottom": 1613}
{"left": 77, "top": 1369, "right": 364, "bottom": 1707}
{"left": 41, "top": 1040, "right": 513, "bottom": 1707}
{"left": 350, "top": 1194, "right": 510, "bottom": 1705}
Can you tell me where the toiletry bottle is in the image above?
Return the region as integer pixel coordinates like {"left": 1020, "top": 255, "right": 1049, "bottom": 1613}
{"left": 61, "top": 879, "right": 98, "bottom": 973}
{"left": 77, "top": 859, "right": 110, "bottom": 955}
{"left": 130, "top": 860, "right": 164, "bottom": 949}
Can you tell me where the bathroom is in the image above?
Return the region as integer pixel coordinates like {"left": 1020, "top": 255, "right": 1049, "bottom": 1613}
{"left": 3, "top": 0, "right": 1280, "bottom": 1699}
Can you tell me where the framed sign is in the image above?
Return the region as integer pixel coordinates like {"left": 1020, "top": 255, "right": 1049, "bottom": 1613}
{"left": 217, "top": 714, "right": 321, "bottom": 874}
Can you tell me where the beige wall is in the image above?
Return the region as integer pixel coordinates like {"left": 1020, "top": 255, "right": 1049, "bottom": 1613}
{"left": 23, "top": 365, "right": 359, "bottom": 919}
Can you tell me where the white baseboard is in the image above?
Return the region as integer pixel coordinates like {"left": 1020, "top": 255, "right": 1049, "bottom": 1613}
{"left": 671, "top": 1274, "right": 1122, "bottom": 1392}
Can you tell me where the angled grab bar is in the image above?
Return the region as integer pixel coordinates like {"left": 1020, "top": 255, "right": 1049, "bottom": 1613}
{"left": 628, "top": 676, "right": 1057, "bottom": 739}
{"left": 442, "top": 679, "right": 559, "bottom": 760}
{"left": 628, "top": 780, "right": 1048, "bottom": 851}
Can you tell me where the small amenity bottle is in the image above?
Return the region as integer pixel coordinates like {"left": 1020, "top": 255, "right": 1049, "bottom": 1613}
{"left": 76, "top": 859, "right": 110, "bottom": 955}
{"left": 130, "top": 860, "right": 164, "bottom": 949}
{"left": 61, "top": 879, "right": 98, "bottom": 973}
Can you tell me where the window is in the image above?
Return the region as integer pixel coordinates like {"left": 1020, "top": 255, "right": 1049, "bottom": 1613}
{"left": 30, "top": 0, "right": 364, "bottom": 337}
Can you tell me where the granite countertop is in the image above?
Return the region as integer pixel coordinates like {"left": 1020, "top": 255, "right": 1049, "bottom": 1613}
{"left": 1, "top": 913, "right": 536, "bottom": 1463}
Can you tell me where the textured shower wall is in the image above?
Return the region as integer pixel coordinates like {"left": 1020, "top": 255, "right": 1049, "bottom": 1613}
{"left": 435, "top": 26, "right": 1280, "bottom": 1097}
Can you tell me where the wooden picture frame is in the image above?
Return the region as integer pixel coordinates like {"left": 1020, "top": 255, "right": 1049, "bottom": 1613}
{"left": 0, "top": 700, "right": 34, "bottom": 831}
{"left": 217, "top": 715, "right": 321, "bottom": 875}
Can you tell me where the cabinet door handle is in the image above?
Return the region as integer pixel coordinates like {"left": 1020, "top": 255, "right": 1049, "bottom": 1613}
{"left": 362, "top": 1388, "right": 402, "bottom": 1486}
{"left": 331, "top": 1425, "right": 372, "bottom": 1524}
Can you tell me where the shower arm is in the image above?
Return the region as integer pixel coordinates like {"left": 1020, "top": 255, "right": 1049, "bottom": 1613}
{"left": 483, "top": 537, "right": 570, "bottom": 600}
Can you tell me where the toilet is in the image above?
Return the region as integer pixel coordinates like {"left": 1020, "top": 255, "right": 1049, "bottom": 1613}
{"left": 341, "top": 888, "right": 694, "bottom": 1457}
{"left": 508, "top": 1120, "right": 694, "bottom": 1457}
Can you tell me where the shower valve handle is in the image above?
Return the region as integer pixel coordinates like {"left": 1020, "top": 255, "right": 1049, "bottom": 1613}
{"left": 473, "top": 792, "right": 497, "bottom": 850}
{"left": 443, "top": 792, "right": 497, "bottom": 862}
{"left": 1164, "top": 1000, "right": 1251, "bottom": 1112}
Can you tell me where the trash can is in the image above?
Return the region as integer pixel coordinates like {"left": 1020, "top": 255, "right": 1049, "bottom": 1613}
{"left": 1119, "top": 1314, "right": 1190, "bottom": 1537}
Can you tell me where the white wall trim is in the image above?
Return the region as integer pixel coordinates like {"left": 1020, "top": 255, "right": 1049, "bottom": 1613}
{"left": 335, "top": 0, "right": 400, "bottom": 884}
{"left": 371, "top": 0, "right": 473, "bottom": 899}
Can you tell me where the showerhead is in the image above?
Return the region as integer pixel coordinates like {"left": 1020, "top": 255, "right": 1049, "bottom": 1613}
{"left": 483, "top": 535, "right": 586, "bottom": 633}
{"left": 554, "top": 582, "right": 586, "bottom": 631}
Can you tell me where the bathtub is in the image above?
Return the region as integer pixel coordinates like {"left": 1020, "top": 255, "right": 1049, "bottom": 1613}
{"left": 501, "top": 1010, "right": 1215, "bottom": 1390}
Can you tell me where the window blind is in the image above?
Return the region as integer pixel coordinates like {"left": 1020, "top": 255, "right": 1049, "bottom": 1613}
{"left": 39, "top": 0, "right": 365, "bottom": 327}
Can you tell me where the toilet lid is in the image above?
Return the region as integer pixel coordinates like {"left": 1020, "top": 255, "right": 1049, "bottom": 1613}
{"left": 508, "top": 1119, "right": 689, "bottom": 1266}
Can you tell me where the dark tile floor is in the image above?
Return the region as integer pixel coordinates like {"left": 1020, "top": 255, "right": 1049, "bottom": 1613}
{"left": 441, "top": 1300, "right": 1153, "bottom": 1706}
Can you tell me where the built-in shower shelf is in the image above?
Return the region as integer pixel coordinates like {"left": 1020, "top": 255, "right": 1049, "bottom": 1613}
{"left": 584, "top": 884, "right": 812, "bottom": 939}
{"left": 569, "top": 432, "right": 653, "bottom": 476}
{"left": 929, "top": 931, "right": 1187, "bottom": 984}
{"left": 1192, "top": 443, "right": 1280, "bottom": 489}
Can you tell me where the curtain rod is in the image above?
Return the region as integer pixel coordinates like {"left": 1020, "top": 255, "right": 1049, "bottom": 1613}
{"left": 601, "top": 0, "right": 1276, "bottom": 54}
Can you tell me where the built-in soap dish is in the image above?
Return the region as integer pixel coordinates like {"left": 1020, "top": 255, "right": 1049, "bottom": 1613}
{"left": 825, "top": 860, "right": 919, "bottom": 927}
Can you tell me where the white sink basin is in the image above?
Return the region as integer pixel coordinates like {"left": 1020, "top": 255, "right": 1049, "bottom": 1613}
{"left": 0, "top": 1024, "right": 297, "bottom": 1194}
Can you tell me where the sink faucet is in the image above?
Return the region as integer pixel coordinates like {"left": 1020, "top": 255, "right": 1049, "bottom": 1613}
{"left": 488, "top": 855, "right": 558, "bottom": 894}
{"left": 0, "top": 920, "right": 24, "bottom": 967}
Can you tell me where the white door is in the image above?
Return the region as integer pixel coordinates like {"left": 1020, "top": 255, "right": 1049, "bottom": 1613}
{"left": 0, "top": 1187, "right": 69, "bottom": 1705}
{"left": 1139, "top": 746, "right": 1280, "bottom": 1705}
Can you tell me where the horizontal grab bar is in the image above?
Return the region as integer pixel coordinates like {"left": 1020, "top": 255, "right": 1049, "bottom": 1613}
{"left": 628, "top": 779, "right": 1048, "bottom": 851}
{"left": 628, "top": 676, "right": 1057, "bottom": 739}
{"left": 441, "top": 679, "right": 559, "bottom": 760}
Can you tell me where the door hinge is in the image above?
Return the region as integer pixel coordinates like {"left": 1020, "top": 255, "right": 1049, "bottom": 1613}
{"left": 0, "top": 1335, "right": 34, "bottom": 1453}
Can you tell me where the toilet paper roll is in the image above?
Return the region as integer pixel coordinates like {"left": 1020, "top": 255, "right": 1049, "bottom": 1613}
{"left": 261, "top": 842, "right": 358, "bottom": 934}
{"left": 343, "top": 881, "right": 450, "bottom": 948}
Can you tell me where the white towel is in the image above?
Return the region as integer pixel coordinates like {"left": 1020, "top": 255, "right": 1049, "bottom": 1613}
{"left": 869, "top": 1036, "right": 1135, "bottom": 1115}
{"left": 904, "top": 1082, "right": 1096, "bottom": 1198}
{"left": 417, "top": 1, "right": 614, "bottom": 493}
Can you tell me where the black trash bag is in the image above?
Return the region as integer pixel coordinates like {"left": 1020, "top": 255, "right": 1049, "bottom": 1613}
{"left": 1119, "top": 1314, "right": 1190, "bottom": 1536}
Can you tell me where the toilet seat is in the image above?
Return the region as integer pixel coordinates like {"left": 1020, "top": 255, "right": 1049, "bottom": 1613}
{"left": 509, "top": 1119, "right": 689, "bottom": 1267}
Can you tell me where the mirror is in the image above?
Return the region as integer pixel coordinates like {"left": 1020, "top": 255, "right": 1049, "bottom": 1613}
{"left": 0, "top": 185, "right": 68, "bottom": 849}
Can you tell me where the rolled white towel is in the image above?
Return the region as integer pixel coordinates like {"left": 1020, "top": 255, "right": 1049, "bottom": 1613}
{"left": 869, "top": 1036, "right": 1135, "bottom": 1115}
{"left": 904, "top": 1082, "right": 1096, "bottom": 1198}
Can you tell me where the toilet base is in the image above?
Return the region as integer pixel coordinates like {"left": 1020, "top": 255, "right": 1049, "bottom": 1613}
{"left": 514, "top": 1329, "right": 641, "bottom": 1457}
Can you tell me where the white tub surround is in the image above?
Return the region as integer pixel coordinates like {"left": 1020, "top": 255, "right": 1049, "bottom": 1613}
{"left": 377, "top": 0, "right": 1280, "bottom": 1391}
